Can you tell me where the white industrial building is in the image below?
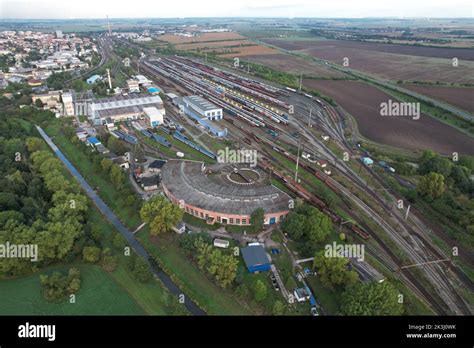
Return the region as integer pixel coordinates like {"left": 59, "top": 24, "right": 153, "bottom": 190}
{"left": 143, "top": 106, "right": 164, "bottom": 127}
{"left": 127, "top": 79, "right": 140, "bottom": 93}
{"left": 183, "top": 95, "right": 222, "bottom": 121}
{"left": 88, "top": 93, "right": 165, "bottom": 125}
{"left": 134, "top": 75, "right": 152, "bottom": 86}
{"left": 61, "top": 92, "right": 74, "bottom": 116}
{"left": 178, "top": 95, "right": 227, "bottom": 137}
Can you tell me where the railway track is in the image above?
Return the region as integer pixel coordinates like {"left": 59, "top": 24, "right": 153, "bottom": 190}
{"left": 127, "top": 48, "right": 472, "bottom": 314}
{"left": 286, "top": 101, "right": 472, "bottom": 314}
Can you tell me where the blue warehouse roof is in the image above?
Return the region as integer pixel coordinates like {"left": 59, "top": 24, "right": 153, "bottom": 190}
{"left": 87, "top": 137, "right": 101, "bottom": 145}
{"left": 241, "top": 245, "right": 271, "bottom": 269}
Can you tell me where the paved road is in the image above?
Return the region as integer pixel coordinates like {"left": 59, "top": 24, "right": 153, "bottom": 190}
{"left": 36, "top": 125, "right": 206, "bottom": 316}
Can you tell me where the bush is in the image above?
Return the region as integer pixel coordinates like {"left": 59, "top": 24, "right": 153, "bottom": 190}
{"left": 132, "top": 256, "right": 153, "bottom": 283}
{"left": 39, "top": 268, "right": 81, "bottom": 302}
{"left": 82, "top": 246, "right": 101, "bottom": 263}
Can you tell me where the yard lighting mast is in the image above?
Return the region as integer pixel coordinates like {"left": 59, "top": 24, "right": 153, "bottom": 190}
{"left": 295, "top": 141, "right": 301, "bottom": 182}
{"left": 107, "top": 15, "right": 112, "bottom": 36}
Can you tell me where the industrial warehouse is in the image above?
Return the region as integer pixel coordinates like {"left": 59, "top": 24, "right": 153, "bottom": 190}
{"left": 174, "top": 94, "right": 228, "bottom": 137}
{"left": 160, "top": 160, "right": 292, "bottom": 226}
{"left": 88, "top": 93, "right": 165, "bottom": 126}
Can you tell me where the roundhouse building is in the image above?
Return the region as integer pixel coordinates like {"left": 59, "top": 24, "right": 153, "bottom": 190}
{"left": 161, "top": 160, "right": 292, "bottom": 226}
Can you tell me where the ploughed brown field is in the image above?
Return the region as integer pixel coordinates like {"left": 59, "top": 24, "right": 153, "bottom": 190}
{"left": 158, "top": 32, "right": 245, "bottom": 44}
{"left": 175, "top": 40, "right": 252, "bottom": 50}
{"left": 303, "top": 79, "right": 474, "bottom": 156}
{"left": 264, "top": 39, "right": 474, "bottom": 60}
{"left": 240, "top": 53, "right": 346, "bottom": 78}
{"left": 265, "top": 39, "right": 474, "bottom": 84}
{"left": 404, "top": 85, "right": 474, "bottom": 113}
{"left": 220, "top": 45, "right": 278, "bottom": 57}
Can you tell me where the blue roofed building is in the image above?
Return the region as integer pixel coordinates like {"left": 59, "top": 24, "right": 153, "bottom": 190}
{"left": 361, "top": 157, "right": 374, "bottom": 166}
{"left": 241, "top": 245, "right": 271, "bottom": 273}
{"left": 86, "top": 137, "right": 101, "bottom": 146}
{"left": 147, "top": 86, "right": 161, "bottom": 95}
{"left": 87, "top": 74, "right": 101, "bottom": 85}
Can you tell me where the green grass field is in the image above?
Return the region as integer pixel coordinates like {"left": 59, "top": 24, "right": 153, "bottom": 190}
{"left": 86, "top": 207, "right": 179, "bottom": 315}
{"left": 305, "top": 275, "right": 341, "bottom": 315}
{"left": 136, "top": 229, "right": 253, "bottom": 315}
{"left": 0, "top": 264, "right": 144, "bottom": 315}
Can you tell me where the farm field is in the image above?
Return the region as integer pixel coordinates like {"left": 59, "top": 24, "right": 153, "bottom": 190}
{"left": 265, "top": 39, "right": 474, "bottom": 84}
{"left": 157, "top": 32, "right": 246, "bottom": 44}
{"left": 404, "top": 85, "right": 474, "bottom": 113}
{"left": 263, "top": 39, "right": 474, "bottom": 61}
{"left": 303, "top": 79, "right": 474, "bottom": 155}
{"left": 219, "top": 45, "right": 277, "bottom": 57}
{"left": 242, "top": 53, "right": 346, "bottom": 78}
{"left": 175, "top": 40, "right": 253, "bottom": 50}
{"left": 155, "top": 31, "right": 278, "bottom": 57}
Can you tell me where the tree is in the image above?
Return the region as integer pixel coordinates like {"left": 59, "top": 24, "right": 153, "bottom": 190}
{"left": 109, "top": 165, "right": 125, "bottom": 186}
{"left": 450, "top": 165, "right": 471, "bottom": 192}
{"left": 106, "top": 136, "right": 127, "bottom": 155}
{"left": 72, "top": 79, "right": 88, "bottom": 92}
{"left": 66, "top": 268, "right": 81, "bottom": 293}
{"left": 132, "top": 256, "right": 153, "bottom": 283}
{"left": 140, "top": 195, "right": 183, "bottom": 237}
{"left": 25, "top": 137, "right": 45, "bottom": 153}
{"left": 250, "top": 208, "right": 265, "bottom": 232}
{"left": 133, "top": 144, "right": 146, "bottom": 163}
{"left": 82, "top": 246, "right": 101, "bottom": 263}
{"left": 340, "top": 282, "right": 404, "bottom": 316}
{"left": 458, "top": 155, "right": 474, "bottom": 173}
{"left": 34, "top": 98, "right": 44, "bottom": 108}
{"left": 194, "top": 238, "right": 237, "bottom": 288}
{"left": 418, "top": 151, "right": 452, "bottom": 177}
{"left": 305, "top": 208, "right": 332, "bottom": 244}
{"left": 281, "top": 213, "right": 306, "bottom": 240}
{"left": 417, "top": 172, "right": 445, "bottom": 199}
{"left": 281, "top": 204, "right": 333, "bottom": 247}
{"left": 313, "top": 251, "right": 358, "bottom": 289}
{"left": 112, "top": 231, "right": 127, "bottom": 250}
{"left": 254, "top": 279, "right": 267, "bottom": 302}
{"left": 100, "top": 158, "right": 113, "bottom": 172}
{"left": 272, "top": 300, "right": 286, "bottom": 315}
{"left": 39, "top": 268, "right": 81, "bottom": 302}
{"left": 40, "top": 272, "right": 69, "bottom": 302}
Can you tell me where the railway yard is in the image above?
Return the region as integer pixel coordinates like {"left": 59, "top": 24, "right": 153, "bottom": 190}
{"left": 103, "top": 38, "right": 473, "bottom": 315}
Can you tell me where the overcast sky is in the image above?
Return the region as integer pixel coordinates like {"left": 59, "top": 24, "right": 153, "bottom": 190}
{"left": 1, "top": 0, "right": 473, "bottom": 19}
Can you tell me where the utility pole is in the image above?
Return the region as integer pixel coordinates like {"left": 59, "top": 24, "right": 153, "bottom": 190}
{"left": 295, "top": 141, "right": 301, "bottom": 182}
{"left": 299, "top": 71, "right": 303, "bottom": 92}
{"left": 247, "top": 60, "right": 250, "bottom": 74}
{"left": 308, "top": 109, "right": 312, "bottom": 127}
